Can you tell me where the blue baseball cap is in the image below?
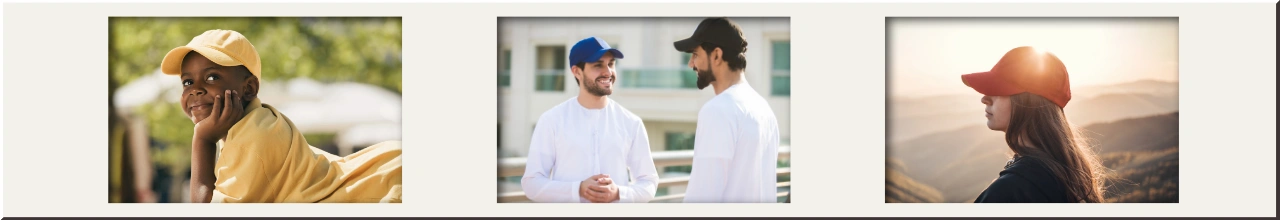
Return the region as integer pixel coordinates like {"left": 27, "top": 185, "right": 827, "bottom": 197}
{"left": 568, "top": 37, "right": 624, "bottom": 67}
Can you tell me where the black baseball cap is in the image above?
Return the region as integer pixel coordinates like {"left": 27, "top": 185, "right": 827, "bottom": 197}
{"left": 673, "top": 17, "right": 748, "bottom": 54}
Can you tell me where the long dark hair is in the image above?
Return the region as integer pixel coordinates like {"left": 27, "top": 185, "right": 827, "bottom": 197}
{"left": 1005, "top": 92, "right": 1107, "bottom": 203}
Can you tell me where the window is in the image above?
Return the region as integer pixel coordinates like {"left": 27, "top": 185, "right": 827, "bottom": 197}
{"left": 770, "top": 41, "right": 790, "bottom": 96}
{"left": 498, "top": 49, "right": 512, "bottom": 87}
{"left": 535, "top": 46, "right": 566, "bottom": 91}
{"left": 663, "top": 132, "right": 696, "bottom": 174}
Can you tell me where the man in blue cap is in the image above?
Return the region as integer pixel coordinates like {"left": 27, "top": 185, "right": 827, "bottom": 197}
{"left": 521, "top": 37, "right": 659, "bottom": 203}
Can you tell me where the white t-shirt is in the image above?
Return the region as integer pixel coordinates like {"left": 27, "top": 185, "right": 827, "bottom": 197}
{"left": 521, "top": 97, "right": 660, "bottom": 203}
{"left": 683, "top": 82, "right": 781, "bottom": 203}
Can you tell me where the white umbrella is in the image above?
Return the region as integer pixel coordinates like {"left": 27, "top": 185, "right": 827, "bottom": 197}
{"left": 269, "top": 78, "right": 402, "bottom": 134}
{"left": 113, "top": 69, "right": 182, "bottom": 112}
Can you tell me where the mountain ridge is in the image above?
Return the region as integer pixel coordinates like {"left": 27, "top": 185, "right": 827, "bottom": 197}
{"left": 887, "top": 111, "right": 1179, "bottom": 203}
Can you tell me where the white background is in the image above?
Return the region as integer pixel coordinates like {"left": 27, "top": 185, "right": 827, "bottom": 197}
{"left": 2, "top": 1, "right": 1276, "bottom": 218}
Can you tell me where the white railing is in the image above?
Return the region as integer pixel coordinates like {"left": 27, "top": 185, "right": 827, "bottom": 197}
{"left": 498, "top": 147, "right": 790, "bottom": 203}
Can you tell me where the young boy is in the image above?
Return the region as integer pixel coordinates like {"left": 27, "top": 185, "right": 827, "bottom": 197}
{"left": 160, "top": 29, "right": 402, "bottom": 203}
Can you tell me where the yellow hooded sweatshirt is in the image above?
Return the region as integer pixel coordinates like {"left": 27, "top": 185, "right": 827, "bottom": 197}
{"left": 210, "top": 98, "right": 402, "bottom": 203}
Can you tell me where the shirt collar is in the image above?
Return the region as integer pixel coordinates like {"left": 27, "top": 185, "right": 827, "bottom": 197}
{"left": 721, "top": 80, "right": 752, "bottom": 96}
{"left": 573, "top": 96, "right": 611, "bottom": 111}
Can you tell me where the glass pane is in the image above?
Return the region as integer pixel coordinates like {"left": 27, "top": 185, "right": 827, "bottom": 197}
{"left": 771, "top": 74, "right": 790, "bottom": 96}
{"left": 771, "top": 41, "right": 790, "bottom": 96}
{"left": 771, "top": 41, "right": 790, "bottom": 71}
{"left": 499, "top": 50, "right": 512, "bottom": 87}
{"left": 498, "top": 72, "right": 509, "bottom": 87}
{"left": 501, "top": 50, "right": 512, "bottom": 70}
{"left": 535, "top": 69, "right": 564, "bottom": 91}
{"left": 555, "top": 48, "right": 565, "bottom": 69}
{"left": 663, "top": 132, "right": 695, "bottom": 174}
{"left": 535, "top": 46, "right": 566, "bottom": 91}
{"left": 618, "top": 68, "right": 697, "bottom": 89}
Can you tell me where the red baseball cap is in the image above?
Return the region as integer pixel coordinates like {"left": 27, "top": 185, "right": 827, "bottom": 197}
{"left": 961, "top": 46, "right": 1072, "bottom": 108}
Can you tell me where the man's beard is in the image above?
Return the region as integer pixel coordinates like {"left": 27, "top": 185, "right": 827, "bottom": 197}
{"left": 584, "top": 76, "right": 614, "bottom": 96}
{"left": 695, "top": 68, "right": 715, "bottom": 90}
{"left": 695, "top": 56, "right": 716, "bottom": 90}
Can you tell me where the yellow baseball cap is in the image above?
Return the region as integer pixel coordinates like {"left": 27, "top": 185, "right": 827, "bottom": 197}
{"left": 161, "top": 29, "right": 262, "bottom": 78}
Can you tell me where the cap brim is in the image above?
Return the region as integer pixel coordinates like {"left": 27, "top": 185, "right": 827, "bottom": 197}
{"left": 584, "top": 48, "right": 624, "bottom": 64}
{"left": 961, "top": 71, "right": 1025, "bottom": 96}
{"left": 673, "top": 37, "right": 699, "bottom": 53}
{"left": 161, "top": 46, "right": 244, "bottom": 75}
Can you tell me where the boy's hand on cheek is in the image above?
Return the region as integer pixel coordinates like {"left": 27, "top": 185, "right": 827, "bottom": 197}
{"left": 193, "top": 90, "right": 247, "bottom": 144}
{"left": 190, "top": 90, "right": 244, "bottom": 203}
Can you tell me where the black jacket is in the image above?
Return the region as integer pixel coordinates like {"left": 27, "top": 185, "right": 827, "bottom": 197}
{"left": 973, "top": 156, "right": 1072, "bottom": 203}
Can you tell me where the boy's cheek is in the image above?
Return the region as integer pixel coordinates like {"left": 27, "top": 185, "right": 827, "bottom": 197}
{"left": 186, "top": 109, "right": 207, "bottom": 124}
{"left": 187, "top": 111, "right": 199, "bottom": 124}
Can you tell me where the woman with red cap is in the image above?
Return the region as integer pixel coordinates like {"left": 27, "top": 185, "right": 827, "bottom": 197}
{"left": 961, "top": 46, "right": 1108, "bottom": 203}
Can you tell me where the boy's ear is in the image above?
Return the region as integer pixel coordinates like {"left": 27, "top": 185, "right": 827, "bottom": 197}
{"left": 243, "top": 75, "right": 259, "bottom": 101}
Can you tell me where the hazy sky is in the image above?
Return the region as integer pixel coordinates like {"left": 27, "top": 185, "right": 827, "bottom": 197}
{"left": 889, "top": 18, "right": 1179, "bottom": 98}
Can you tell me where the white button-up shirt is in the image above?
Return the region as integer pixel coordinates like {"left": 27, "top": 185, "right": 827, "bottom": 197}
{"left": 684, "top": 82, "right": 781, "bottom": 203}
{"left": 521, "top": 97, "right": 659, "bottom": 203}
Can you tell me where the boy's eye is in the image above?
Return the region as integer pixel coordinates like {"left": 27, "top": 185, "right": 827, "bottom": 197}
{"left": 182, "top": 80, "right": 193, "bottom": 86}
{"left": 206, "top": 75, "right": 219, "bottom": 81}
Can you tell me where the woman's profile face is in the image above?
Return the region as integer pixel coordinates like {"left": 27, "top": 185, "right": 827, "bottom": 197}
{"left": 982, "top": 95, "right": 1013, "bottom": 131}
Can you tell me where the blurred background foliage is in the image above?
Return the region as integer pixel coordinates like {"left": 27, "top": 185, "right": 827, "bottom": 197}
{"left": 110, "top": 17, "right": 402, "bottom": 92}
{"left": 108, "top": 17, "right": 401, "bottom": 203}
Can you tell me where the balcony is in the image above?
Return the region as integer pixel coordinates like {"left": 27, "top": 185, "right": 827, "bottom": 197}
{"left": 497, "top": 146, "right": 791, "bottom": 203}
{"left": 618, "top": 68, "right": 698, "bottom": 89}
{"left": 525, "top": 68, "right": 698, "bottom": 91}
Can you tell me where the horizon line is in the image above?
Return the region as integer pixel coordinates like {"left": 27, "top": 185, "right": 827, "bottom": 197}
{"left": 891, "top": 78, "right": 1179, "bottom": 100}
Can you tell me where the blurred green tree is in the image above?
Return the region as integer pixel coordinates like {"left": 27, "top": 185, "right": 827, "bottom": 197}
{"left": 109, "top": 17, "right": 402, "bottom": 93}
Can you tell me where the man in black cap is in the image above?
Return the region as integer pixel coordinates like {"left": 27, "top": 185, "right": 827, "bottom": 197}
{"left": 674, "top": 17, "right": 781, "bottom": 203}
